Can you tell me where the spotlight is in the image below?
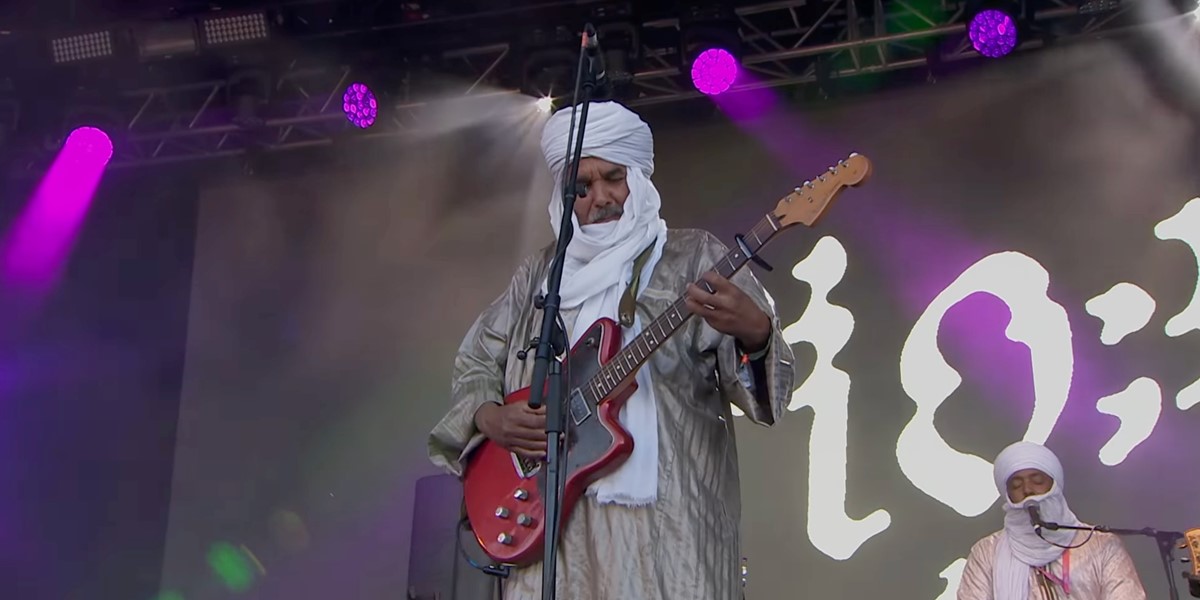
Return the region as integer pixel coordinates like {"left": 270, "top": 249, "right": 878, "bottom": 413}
{"left": 64, "top": 127, "right": 113, "bottom": 165}
{"left": 968, "top": 6, "right": 1019, "bottom": 58}
{"left": 342, "top": 82, "right": 377, "bottom": 129}
{"left": 690, "top": 47, "right": 738, "bottom": 95}
{"left": 535, "top": 96, "right": 554, "bottom": 113}
{"left": 680, "top": 4, "right": 742, "bottom": 96}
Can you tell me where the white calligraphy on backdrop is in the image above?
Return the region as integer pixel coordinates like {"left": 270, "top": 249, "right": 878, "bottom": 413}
{"left": 751, "top": 197, "right": 1200, "bottom": 597}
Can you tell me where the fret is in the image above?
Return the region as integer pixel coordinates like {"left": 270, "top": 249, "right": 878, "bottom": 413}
{"left": 585, "top": 215, "right": 786, "bottom": 403}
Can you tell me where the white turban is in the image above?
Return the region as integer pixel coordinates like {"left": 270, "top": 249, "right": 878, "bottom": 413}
{"left": 537, "top": 101, "right": 668, "bottom": 506}
{"left": 991, "top": 442, "right": 1082, "bottom": 600}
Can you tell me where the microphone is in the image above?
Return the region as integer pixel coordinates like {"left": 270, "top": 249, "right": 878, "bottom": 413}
{"left": 581, "top": 23, "right": 610, "bottom": 97}
{"left": 1027, "top": 504, "right": 1044, "bottom": 534}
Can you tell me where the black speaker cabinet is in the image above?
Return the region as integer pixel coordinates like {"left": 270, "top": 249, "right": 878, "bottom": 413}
{"left": 408, "top": 474, "right": 500, "bottom": 600}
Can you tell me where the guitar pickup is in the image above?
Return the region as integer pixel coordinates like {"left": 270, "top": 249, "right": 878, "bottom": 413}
{"left": 569, "top": 388, "right": 592, "bottom": 426}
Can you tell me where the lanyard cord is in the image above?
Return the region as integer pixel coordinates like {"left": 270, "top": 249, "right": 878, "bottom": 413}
{"left": 1036, "top": 549, "right": 1072, "bottom": 596}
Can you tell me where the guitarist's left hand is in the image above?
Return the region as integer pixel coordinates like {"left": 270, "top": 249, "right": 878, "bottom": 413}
{"left": 685, "top": 271, "right": 771, "bottom": 353}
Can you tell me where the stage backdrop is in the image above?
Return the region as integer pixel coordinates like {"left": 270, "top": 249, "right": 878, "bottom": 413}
{"left": 161, "top": 35, "right": 1200, "bottom": 600}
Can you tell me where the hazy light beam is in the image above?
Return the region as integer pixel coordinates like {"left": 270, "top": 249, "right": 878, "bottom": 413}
{"left": 1, "top": 127, "right": 111, "bottom": 294}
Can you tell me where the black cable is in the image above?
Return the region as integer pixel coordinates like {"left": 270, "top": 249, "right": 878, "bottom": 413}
{"left": 1037, "top": 526, "right": 1097, "bottom": 550}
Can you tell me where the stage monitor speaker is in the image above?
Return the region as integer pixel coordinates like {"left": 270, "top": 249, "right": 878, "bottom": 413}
{"left": 408, "top": 473, "right": 499, "bottom": 600}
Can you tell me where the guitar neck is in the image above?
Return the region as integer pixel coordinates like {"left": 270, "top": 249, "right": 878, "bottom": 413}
{"left": 582, "top": 214, "right": 782, "bottom": 402}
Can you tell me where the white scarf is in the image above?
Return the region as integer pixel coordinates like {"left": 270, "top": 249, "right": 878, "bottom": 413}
{"left": 992, "top": 442, "right": 1082, "bottom": 600}
{"left": 539, "top": 101, "right": 668, "bottom": 506}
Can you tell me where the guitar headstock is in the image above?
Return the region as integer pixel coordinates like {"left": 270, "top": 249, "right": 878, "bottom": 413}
{"left": 774, "top": 153, "right": 872, "bottom": 228}
{"left": 1185, "top": 528, "right": 1200, "bottom": 578}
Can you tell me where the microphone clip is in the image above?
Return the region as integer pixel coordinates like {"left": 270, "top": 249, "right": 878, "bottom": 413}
{"left": 580, "top": 23, "right": 610, "bottom": 98}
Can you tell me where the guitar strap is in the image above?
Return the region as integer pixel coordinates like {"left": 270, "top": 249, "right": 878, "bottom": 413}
{"left": 618, "top": 240, "right": 657, "bottom": 328}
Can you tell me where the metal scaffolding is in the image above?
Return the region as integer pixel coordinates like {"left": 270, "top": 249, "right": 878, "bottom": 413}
{"left": 2, "top": 0, "right": 1193, "bottom": 170}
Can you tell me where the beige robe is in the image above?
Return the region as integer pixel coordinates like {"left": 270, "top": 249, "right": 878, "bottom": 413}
{"left": 957, "top": 528, "right": 1147, "bottom": 600}
{"left": 428, "top": 228, "right": 796, "bottom": 600}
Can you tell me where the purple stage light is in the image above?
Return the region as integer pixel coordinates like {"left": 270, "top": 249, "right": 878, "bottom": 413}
{"left": 343, "top": 82, "right": 377, "bottom": 128}
{"left": 969, "top": 9, "right": 1018, "bottom": 58}
{"left": 65, "top": 126, "right": 113, "bottom": 165}
{"left": 690, "top": 48, "right": 738, "bottom": 96}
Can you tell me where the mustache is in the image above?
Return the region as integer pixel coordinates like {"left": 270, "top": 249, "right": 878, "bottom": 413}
{"left": 588, "top": 204, "right": 624, "bottom": 223}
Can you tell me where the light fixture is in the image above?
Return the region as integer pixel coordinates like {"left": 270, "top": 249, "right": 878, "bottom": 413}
{"left": 966, "top": 1, "right": 1020, "bottom": 58}
{"left": 136, "top": 19, "right": 199, "bottom": 60}
{"left": 200, "top": 11, "right": 270, "bottom": 47}
{"left": 343, "top": 82, "right": 377, "bottom": 129}
{"left": 691, "top": 47, "right": 738, "bottom": 95}
{"left": 64, "top": 126, "right": 113, "bottom": 166}
{"left": 680, "top": 4, "right": 742, "bottom": 95}
{"left": 521, "top": 48, "right": 577, "bottom": 99}
{"left": 49, "top": 30, "right": 115, "bottom": 64}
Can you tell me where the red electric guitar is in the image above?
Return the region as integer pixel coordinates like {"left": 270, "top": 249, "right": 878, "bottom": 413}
{"left": 1185, "top": 528, "right": 1199, "bottom": 584}
{"left": 462, "top": 153, "right": 873, "bottom": 566}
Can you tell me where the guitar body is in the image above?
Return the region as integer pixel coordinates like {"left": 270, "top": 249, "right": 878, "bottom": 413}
{"left": 1185, "top": 528, "right": 1200, "bottom": 580}
{"left": 462, "top": 317, "right": 638, "bottom": 566}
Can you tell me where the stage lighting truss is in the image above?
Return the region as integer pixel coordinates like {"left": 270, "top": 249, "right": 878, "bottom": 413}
{"left": 17, "top": 0, "right": 1188, "bottom": 169}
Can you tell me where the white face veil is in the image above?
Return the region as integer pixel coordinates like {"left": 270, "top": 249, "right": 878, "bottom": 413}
{"left": 991, "top": 442, "right": 1082, "bottom": 600}
{"left": 538, "top": 101, "right": 668, "bottom": 311}
{"left": 536, "top": 101, "right": 669, "bottom": 506}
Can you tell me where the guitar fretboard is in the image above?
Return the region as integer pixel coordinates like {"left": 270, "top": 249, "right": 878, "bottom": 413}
{"left": 578, "top": 213, "right": 782, "bottom": 406}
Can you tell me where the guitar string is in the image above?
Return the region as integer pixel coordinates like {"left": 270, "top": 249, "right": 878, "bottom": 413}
{"left": 581, "top": 215, "right": 780, "bottom": 405}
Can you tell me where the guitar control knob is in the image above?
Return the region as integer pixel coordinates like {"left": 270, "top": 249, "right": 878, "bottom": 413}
{"left": 495, "top": 507, "right": 510, "bottom": 519}
{"left": 517, "top": 514, "right": 533, "bottom": 527}
{"left": 497, "top": 533, "right": 513, "bottom": 545}
{"left": 513, "top": 489, "right": 529, "bottom": 500}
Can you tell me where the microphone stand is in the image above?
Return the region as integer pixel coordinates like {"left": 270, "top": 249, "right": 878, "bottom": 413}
{"left": 1039, "top": 520, "right": 1186, "bottom": 600}
{"left": 525, "top": 22, "right": 606, "bottom": 600}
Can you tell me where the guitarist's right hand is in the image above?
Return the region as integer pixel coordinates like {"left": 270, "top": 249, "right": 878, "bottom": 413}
{"left": 474, "top": 402, "right": 548, "bottom": 460}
